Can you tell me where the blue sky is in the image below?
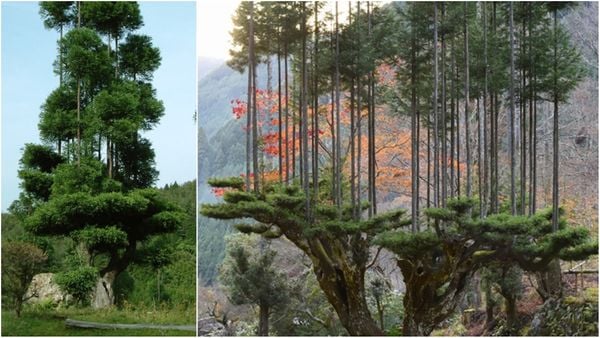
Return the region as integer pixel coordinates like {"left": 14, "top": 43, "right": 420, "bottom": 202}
{"left": 1, "top": 1, "right": 196, "bottom": 211}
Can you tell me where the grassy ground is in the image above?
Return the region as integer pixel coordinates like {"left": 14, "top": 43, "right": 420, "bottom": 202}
{"left": 1, "top": 306, "right": 195, "bottom": 336}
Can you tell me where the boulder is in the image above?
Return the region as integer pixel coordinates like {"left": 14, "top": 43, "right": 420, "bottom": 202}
{"left": 25, "top": 273, "right": 71, "bottom": 305}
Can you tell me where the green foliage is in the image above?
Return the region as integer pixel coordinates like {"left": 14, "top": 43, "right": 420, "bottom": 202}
{"left": 1, "top": 241, "right": 48, "bottom": 317}
{"left": 80, "top": 1, "right": 142, "bottom": 38}
{"left": 376, "top": 230, "right": 440, "bottom": 259}
{"left": 73, "top": 226, "right": 129, "bottom": 254}
{"left": 39, "top": 86, "right": 78, "bottom": 145}
{"left": 530, "top": 291, "right": 598, "bottom": 336}
{"left": 39, "top": 2, "right": 74, "bottom": 30}
{"left": 220, "top": 240, "right": 289, "bottom": 308}
{"left": 20, "top": 144, "right": 64, "bottom": 173}
{"left": 60, "top": 27, "right": 112, "bottom": 85}
{"left": 207, "top": 177, "right": 245, "bottom": 190}
{"left": 54, "top": 266, "right": 98, "bottom": 305}
{"left": 51, "top": 158, "right": 121, "bottom": 197}
{"left": 119, "top": 34, "right": 161, "bottom": 81}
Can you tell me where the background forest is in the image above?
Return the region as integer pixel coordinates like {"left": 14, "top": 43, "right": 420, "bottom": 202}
{"left": 1, "top": 2, "right": 195, "bottom": 335}
{"left": 198, "top": 1, "right": 598, "bottom": 336}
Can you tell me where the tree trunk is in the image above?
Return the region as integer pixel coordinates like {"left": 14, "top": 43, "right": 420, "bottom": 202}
{"left": 509, "top": 2, "right": 517, "bottom": 215}
{"left": 464, "top": 2, "right": 471, "bottom": 199}
{"left": 92, "top": 270, "right": 117, "bottom": 309}
{"left": 285, "top": 43, "right": 290, "bottom": 184}
{"left": 258, "top": 302, "right": 269, "bottom": 336}
{"left": 246, "top": 3, "right": 253, "bottom": 191}
{"left": 441, "top": 3, "right": 447, "bottom": 207}
{"left": 504, "top": 295, "right": 518, "bottom": 333}
{"left": 433, "top": 2, "right": 439, "bottom": 208}
{"left": 334, "top": 2, "right": 342, "bottom": 211}
{"left": 311, "top": 253, "right": 383, "bottom": 336}
{"left": 301, "top": 3, "right": 310, "bottom": 219}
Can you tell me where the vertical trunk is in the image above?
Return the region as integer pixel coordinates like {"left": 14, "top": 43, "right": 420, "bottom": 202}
{"left": 491, "top": 3, "right": 499, "bottom": 214}
{"left": 509, "top": 2, "right": 517, "bottom": 215}
{"left": 367, "top": 1, "right": 376, "bottom": 216}
{"left": 252, "top": 50, "right": 259, "bottom": 192}
{"left": 477, "top": 96, "right": 483, "bottom": 219}
{"left": 455, "top": 53, "right": 460, "bottom": 196}
{"left": 551, "top": 10, "right": 559, "bottom": 231}
{"left": 450, "top": 37, "right": 456, "bottom": 198}
{"left": 520, "top": 6, "right": 527, "bottom": 215}
{"left": 313, "top": 2, "right": 319, "bottom": 216}
{"left": 285, "top": 43, "right": 290, "bottom": 184}
{"left": 107, "top": 138, "right": 112, "bottom": 178}
{"left": 464, "top": 2, "right": 471, "bottom": 199}
{"left": 258, "top": 302, "right": 269, "bottom": 336}
{"left": 504, "top": 295, "right": 518, "bottom": 333}
{"left": 441, "top": 3, "right": 447, "bottom": 207}
{"left": 59, "top": 25, "right": 64, "bottom": 85}
{"left": 433, "top": 3, "right": 439, "bottom": 208}
{"left": 334, "top": 2, "right": 342, "bottom": 211}
{"left": 411, "top": 16, "right": 418, "bottom": 231}
{"left": 76, "top": 2, "right": 81, "bottom": 167}
{"left": 278, "top": 41, "right": 283, "bottom": 184}
{"left": 246, "top": 4, "right": 254, "bottom": 191}
{"left": 301, "top": 3, "right": 310, "bottom": 219}
{"left": 349, "top": 2, "right": 356, "bottom": 220}
{"left": 482, "top": 2, "right": 488, "bottom": 217}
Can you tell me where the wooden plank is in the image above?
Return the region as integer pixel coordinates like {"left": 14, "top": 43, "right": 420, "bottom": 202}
{"left": 64, "top": 319, "right": 195, "bottom": 332}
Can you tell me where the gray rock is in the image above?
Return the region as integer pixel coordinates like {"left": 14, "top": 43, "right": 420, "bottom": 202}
{"left": 25, "top": 273, "right": 71, "bottom": 305}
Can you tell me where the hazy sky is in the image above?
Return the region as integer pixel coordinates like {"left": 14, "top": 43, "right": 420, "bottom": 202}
{"left": 197, "top": 0, "right": 240, "bottom": 60}
{"left": 1, "top": 1, "right": 196, "bottom": 211}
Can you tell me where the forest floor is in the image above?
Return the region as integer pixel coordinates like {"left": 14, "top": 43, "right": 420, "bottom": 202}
{"left": 1, "top": 306, "right": 195, "bottom": 336}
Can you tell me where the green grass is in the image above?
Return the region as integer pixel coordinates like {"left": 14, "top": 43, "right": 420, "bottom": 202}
{"left": 1, "top": 307, "right": 195, "bottom": 336}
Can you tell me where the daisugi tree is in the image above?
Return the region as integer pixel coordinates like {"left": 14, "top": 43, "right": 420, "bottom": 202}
{"left": 202, "top": 1, "right": 597, "bottom": 336}
{"left": 11, "top": 2, "right": 184, "bottom": 308}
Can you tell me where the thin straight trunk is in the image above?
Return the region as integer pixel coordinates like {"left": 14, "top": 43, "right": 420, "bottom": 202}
{"left": 411, "top": 18, "right": 418, "bottom": 231}
{"left": 532, "top": 77, "right": 538, "bottom": 214}
{"left": 368, "top": 1, "right": 376, "bottom": 216}
{"left": 335, "top": 2, "right": 342, "bottom": 210}
{"left": 60, "top": 25, "right": 64, "bottom": 85}
{"left": 509, "top": 2, "right": 517, "bottom": 215}
{"left": 455, "top": 49, "right": 461, "bottom": 197}
{"left": 552, "top": 9, "right": 559, "bottom": 231}
{"left": 313, "top": 2, "right": 319, "bottom": 215}
{"left": 107, "top": 139, "right": 112, "bottom": 177}
{"left": 464, "top": 2, "right": 471, "bottom": 199}
{"left": 250, "top": 4, "right": 259, "bottom": 193}
{"left": 301, "top": 3, "right": 310, "bottom": 219}
{"left": 350, "top": 79, "right": 356, "bottom": 219}
{"left": 278, "top": 40, "right": 283, "bottom": 184}
{"left": 433, "top": 2, "right": 439, "bottom": 208}
{"left": 477, "top": 96, "right": 483, "bottom": 219}
{"left": 528, "top": 4, "right": 535, "bottom": 215}
{"left": 292, "top": 75, "right": 297, "bottom": 180}
{"left": 450, "top": 37, "right": 456, "bottom": 198}
{"left": 350, "top": 3, "right": 356, "bottom": 220}
{"left": 285, "top": 43, "right": 290, "bottom": 184}
{"left": 483, "top": 1, "right": 488, "bottom": 217}
{"left": 258, "top": 303, "right": 269, "bottom": 336}
{"left": 76, "top": 2, "right": 81, "bottom": 166}
{"left": 491, "top": 3, "right": 499, "bottom": 214}
{"left": 520, "top": 6, "right": 527, "bottom": 215}
{"left": 427, "top": 110, "right": 431, "bottom": 209}
{"left": 357, "top": 37, "right": 362, "bottom": 219}
{"left": 441, "top": 3, "right": 447, "bottom": 207}
{"left": 246, "top": 3, "right": 254, "bottom": 191}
